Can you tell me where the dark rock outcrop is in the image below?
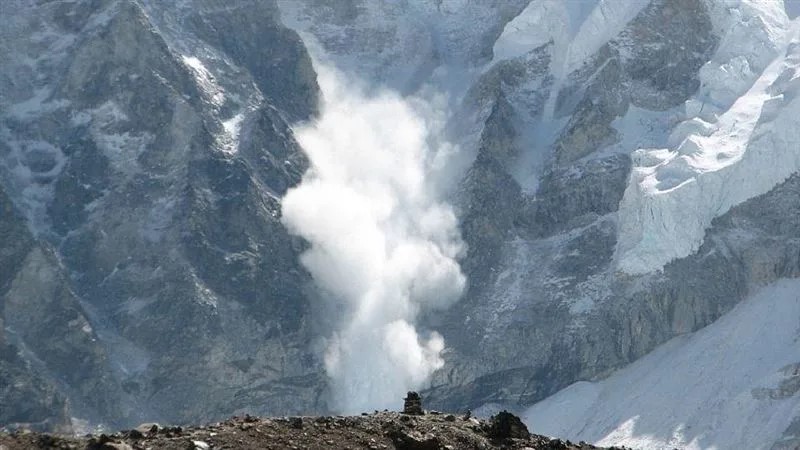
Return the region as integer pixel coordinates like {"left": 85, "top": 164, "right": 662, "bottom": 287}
{"left": 488, "top": 411, "right": 530, "bottom": 440}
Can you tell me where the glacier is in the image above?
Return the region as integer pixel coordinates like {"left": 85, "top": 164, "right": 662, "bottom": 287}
{"left": 615, "top": 1, "right": 800, "bottom": 274}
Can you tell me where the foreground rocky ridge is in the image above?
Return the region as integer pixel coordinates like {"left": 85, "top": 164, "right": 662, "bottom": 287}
{"left": 0, "top": 411, "right": 623, "bottom": 450}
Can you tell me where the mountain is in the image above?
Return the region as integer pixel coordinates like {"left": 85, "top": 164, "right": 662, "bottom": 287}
{"left": 2, "top": 0, "right": 800, "bottom": 448}
{"left": 2, "top": 0, "right": 321, "bottom": 429}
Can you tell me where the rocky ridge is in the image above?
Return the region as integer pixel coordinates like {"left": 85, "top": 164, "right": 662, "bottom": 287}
{"left": 0, "top": 410, "right": 623, "bottom": 450}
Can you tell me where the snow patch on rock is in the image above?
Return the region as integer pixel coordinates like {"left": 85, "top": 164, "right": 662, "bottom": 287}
{"left": 87, "top": 101, "right": 153, "bottom": 175}
{"left": 182, "top": 55, "right": 226, "bottom": 107}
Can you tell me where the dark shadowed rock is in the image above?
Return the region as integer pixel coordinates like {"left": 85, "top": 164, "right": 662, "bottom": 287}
{"left": 488, "top": 411, "right": 530, "bottom": 440}
{"left": 387, "top": 428, "right": 441, "bottom": 450}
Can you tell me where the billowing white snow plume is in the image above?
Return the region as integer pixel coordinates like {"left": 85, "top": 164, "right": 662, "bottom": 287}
{"left": 281, "top": 65, "right": 466, "bottom": 413}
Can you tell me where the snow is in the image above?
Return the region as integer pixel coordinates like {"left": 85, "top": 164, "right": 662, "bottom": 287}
{"left": 493, "top": 0, "right": 645, "bottom": 74}
{"left": 280, "top": 64, "right": 465, "bottom": 413}
{"left": 278, "top": 0, "right": 436, "bottom": 91}
{"left": 699, "top": 0, "right": 790, "bottom": 110}
{"left": 0, "top": 133, "right": 66, "bottom": 235}
{"left": 75, "top": 299, "right": 151, "bottom": 377}
{"left": 524, "top": 278, "right": 800, "bottom": 450}
{"left": 219, "top": 113, "right": 244, "bottom": 154}
{"left": 278, "top": 0, "right": 527, "bottom": 93}
{"left": 493, "top": 0, "right": 646, "bottom": 123}
{"left": 141, "top": 196, "right": 176, "bottom": 243}
{"left": 616, "top": 6, "right": 799, "bottom": 275}
{"left": 486, "top": 238, "right": 536, "bottom": 331}
{"left": 475, "top": 219, "right": 616, "bottom": 337}
{"left": 181, "top": 55, "right": 225, "bottom": 107}
{"left": 6, "top": 87, "right": 70, "bottom": 120}
{"left": 87, "top": 102, "right": 153, "bottom": 175}
{"left": 512, "top": 114, "right": 568, "bottom": 194}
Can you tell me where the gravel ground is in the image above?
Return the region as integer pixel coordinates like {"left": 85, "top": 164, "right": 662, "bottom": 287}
{"left": 0, "top": 410, "right": 630, "bottom": 450}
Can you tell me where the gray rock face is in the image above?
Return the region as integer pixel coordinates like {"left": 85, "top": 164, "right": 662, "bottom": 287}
{"left": 1, "top": 0, "right": 322, "bottom": 428}
{"left": 535, "top": 154, "right": 632, "bottom": 236}
{"left": 181, "top": 0, "right": 318, "bottom": 122}
{"left": 775, "top": 414, "right": 800, "bottom": 450}
{"left": 0, "top": 177, "right": 120, "bottom": 427}
{"left": 0, "top": 188, "right": 70, "bottom": 431}
{"left": 279, "top": 0, "right": 531, "bottom": 91}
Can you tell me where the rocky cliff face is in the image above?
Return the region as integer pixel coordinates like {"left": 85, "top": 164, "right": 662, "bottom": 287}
{"left": 4, "top": 1, "right": 800, "bottom": 448}
{"left": 1, "top": 0, "right": 322, "bottom": 430}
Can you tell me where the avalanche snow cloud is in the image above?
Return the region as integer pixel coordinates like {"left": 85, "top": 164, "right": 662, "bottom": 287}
{"left": 281, "top": 65, "right": 466, "bottom": 413}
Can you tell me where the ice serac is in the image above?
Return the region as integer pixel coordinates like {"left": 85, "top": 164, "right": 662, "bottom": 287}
{"left": 616, "top": 0, "right": 797, "bottom": 274}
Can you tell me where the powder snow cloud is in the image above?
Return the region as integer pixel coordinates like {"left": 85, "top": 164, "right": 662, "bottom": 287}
{"left": 281, "top": 65, "right": 466, "bottom": 413}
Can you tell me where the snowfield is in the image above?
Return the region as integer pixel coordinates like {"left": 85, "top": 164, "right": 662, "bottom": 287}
{"left": 524, "top": 279, "right": 800, "bottom": 450}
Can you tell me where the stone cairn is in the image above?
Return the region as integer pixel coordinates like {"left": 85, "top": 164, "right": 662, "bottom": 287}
{"left": 402, "top": 391, "right": 424, "bottom": 415}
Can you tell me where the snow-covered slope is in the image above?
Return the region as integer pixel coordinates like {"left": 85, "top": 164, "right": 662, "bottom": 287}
{"left": 524, "top": 279, "right": 800, "bottom": 450}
